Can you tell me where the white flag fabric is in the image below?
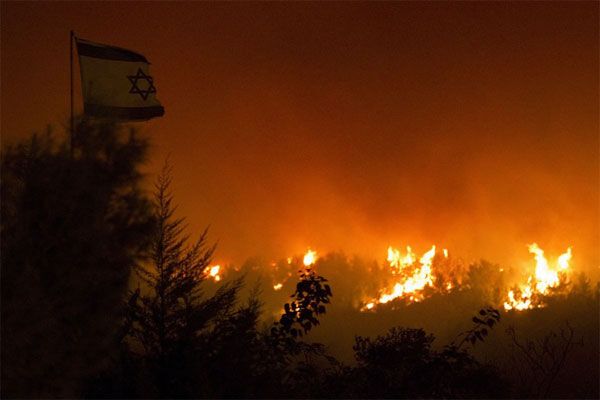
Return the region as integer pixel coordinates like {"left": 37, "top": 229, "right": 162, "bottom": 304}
{"left": 76, "top": 37, "right": 164, "bottom": 120}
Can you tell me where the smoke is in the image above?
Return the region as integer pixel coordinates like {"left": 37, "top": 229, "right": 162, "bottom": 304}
{"left": 1, "top": 1, "right": 597, "bottom": 385}
{"left": 2, "top": 3, "right": 598, "bottom": 274}
{"left": 168, "top": 66, "right": 599, "bottom": 278}
{"left": 151, "top": 3, "right": 598, "bottom": 276}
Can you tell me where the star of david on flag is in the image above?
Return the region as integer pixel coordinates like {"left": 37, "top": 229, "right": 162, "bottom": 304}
{"left": 75, "top": 37, "right": 164, "bottom": 121}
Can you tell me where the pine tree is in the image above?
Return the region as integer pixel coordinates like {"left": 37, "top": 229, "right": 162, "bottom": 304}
{"left": 124, "top": 164, "right": 242, "bottom": 397}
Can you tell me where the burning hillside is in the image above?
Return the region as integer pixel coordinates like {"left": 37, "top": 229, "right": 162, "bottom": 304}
{"left": 503, "top": 244, "right": 572, "bottom": 311}
{"left": 206, "top": 244, "right": 574, "bottom": 313}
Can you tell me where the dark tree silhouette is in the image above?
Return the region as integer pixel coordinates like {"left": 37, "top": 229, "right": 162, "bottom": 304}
{"left": 1, "top": 120, "right": 155, "bottom": 398}
{"left": 265, "top": 265, "right": 335, "bottom": 397}
{"left": 120, "top": 163, "right": 246, "bottom": 398}
{"left": 454, "top": 306, "right": 501, "bottom": 348}
{"left": 506, "top": 322, "right": 582, "bottom": 398}
{"left": 271, "top": 266, "right": 332, "bottom": 340}
{"left": 4, "top": 122, "right": 593, "bottom": 400}
{"left": 85, "top": 165, "right": 338, "bottom": 399}
{"left": 179, "top": 265, "right": 336, "bottom": 399}
{"left": 344, "top": 325, "right": 507, "bottom": 398}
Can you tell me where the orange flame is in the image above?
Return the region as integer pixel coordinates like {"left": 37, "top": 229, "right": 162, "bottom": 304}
{"left": 202, "top": 243, "right": 573, "bottom": 313}
{"left": 503, "top": 244, "right": 572, "bottom": 311}
{"left": 303, "top": 249, "right": 318, "bottom": 267}
{"left": 205, "top": 264, "right": 221, "bottom": 282}
{"left": 363, "top": 245, "right": 437, "bottom": 310}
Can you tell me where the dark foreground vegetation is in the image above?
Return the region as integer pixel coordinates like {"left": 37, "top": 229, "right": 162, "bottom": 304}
{"left": 2, "top": 121, "right": 598, "bottom": 398}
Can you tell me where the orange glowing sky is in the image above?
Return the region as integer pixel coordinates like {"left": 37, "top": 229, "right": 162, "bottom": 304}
{"left": 2, "top": 2, "right": 598, "bottom": 274}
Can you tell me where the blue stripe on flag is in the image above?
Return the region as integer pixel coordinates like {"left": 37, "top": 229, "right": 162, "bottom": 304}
{"left": 84, "top": 103, "right": 164, "bottom": 120}
{"left": 77, "top": 40, "right": 148, "bottom": 63}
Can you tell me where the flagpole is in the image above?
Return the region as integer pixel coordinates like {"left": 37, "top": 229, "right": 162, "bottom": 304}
{"left": 70, "top": 30, "right": 74, "bottom": 155}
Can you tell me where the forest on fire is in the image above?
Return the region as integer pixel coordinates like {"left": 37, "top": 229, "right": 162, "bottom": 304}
{"left": 1, "top": 121, "right": 598, "bottom": 399}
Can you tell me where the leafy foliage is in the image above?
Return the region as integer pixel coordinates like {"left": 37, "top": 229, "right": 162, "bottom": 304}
{"left": 1, "top": 120, "right": 154, "bottom": 397}
{"left": 455, "top": 307, "right": 501, "bottom": 348}
{"left": 272, "top": 266, "right": 332, "bottom": 339}
{"left": 345, "top": 326, "right": 507, "bottom": 398}
{"left": 254, "top": 266, "right": 336, "bottom": 397}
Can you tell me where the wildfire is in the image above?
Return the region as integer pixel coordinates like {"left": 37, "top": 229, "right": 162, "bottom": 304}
{"left": 266, "top": 249, "right": 319, "bottom": 291}
{"left": 387, "top": 246, "right": 416, "bottom": 272}
{"left": 503, "top": 244, "right": 572, "bottom": 311}
{"left": 201, "top": 243, "right": 573, "bottom": 313}
{"left": 363, "top": 245, "right": 438, "bottom": 310}
{"left": 303, "top": 249, "right": 318, "bottom": 267}
{"left": 505, "top": 284, "right": 534, "bottom": 311}
{"left": 363, "top": 242, "right": 574, "bottom": 312}
{"left": 205, "top": 264, "right": 221, "bottom": 282}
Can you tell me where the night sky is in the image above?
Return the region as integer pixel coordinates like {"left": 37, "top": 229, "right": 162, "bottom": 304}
{"left": 2, "top": 2, "right": 598, "bottom": 274}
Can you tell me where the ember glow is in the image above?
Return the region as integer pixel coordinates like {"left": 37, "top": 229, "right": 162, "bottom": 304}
{"left": 356, "top": 242, "right": 576, "bottom": 312}
{"left": 503, "top": 244, "right": 573, "bottom": 311}
{"left": 260, "top": 249, "right": 319, "bottom": 292}
{"left": 205, "top": 264, "right": 222, "bottom": 282}
{"left": 362, "top": 245, "right": 439, "bottom": 310}
{"left": 206, "top": 241, "right": 575, "bottom": 313}
{"left": 387, "top": 246, "right": 416, "bottom": 272}
{"left": 303, "top": 249, "right": 318, "bottom": 267}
